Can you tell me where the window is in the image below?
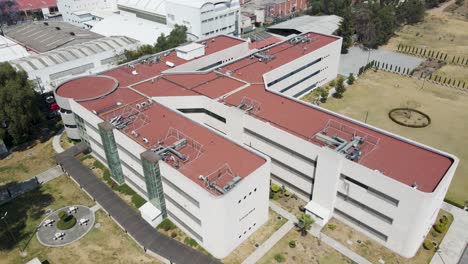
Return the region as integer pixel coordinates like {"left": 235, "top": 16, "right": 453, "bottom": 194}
{"left": 267, "top": 57, "right": 323, "bottom": 87}
{"left": 341, "top": 175, "right": 399, "bottom": 207}
{"left": 334, "top": 209, "right": 388, "bottom": 241}
{"left": 337, "top": 192, "right": 393, "bottom": 224}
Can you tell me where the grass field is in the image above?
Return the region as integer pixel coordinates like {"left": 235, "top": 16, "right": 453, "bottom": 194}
{"left": 433, "top": 64, "right": 468, "bottom": 84}
{"left": 258, "top": 230, "right": 352, "bottom": 264}
{"left": 304, "top": 71, "right": 468, "bottom": 206}
{"left": 384, "top": 13, "right": 468, "bottom": 58}
{"left": 323, "top": 210, "right": 453, "bottom": 264}
{"left": 0, "top": 176, "right": 159, "bottom": 264}
{"left": 223, "top": 209, "right": 288, "bottom": 264}
{"left": 0, "top": 138, "right": 56, "bottom": 186}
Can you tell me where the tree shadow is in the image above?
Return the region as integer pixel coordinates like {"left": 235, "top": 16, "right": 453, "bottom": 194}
{"left": 0, "top": 186, "right": 55, "bottom": 251}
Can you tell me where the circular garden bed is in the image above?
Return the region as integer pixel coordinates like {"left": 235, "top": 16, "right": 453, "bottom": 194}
{"left": 388, "top": 108, "right": 431, "bottom": 128}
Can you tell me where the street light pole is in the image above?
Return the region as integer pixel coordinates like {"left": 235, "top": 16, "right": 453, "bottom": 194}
{"left": 436, "top": 249, "right": 446, "bottom": 264}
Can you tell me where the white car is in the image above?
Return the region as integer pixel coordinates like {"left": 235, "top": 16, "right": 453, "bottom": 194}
{"left": 68, "top": 206, "right": 78, "bottom": 214}
{"left": 53, "top": 232, "right": 65, "bottom": 240}
{"left": 43, "top": 219, "right": 55, "bottom": 227}
{"left": 79, "top": 218, "right": 89, "bottom": 226}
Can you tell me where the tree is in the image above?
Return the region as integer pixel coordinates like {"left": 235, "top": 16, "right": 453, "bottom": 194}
{"left": 0, "top": 63, "right": 43, "bottom": 145}
{"left": 336, "top": 8, "right": 354, "bottom": 53}
{"left": 297, "top": 213, "right": 314, "bottom": 236}
{"left": 396, "top": 0, "right": 425, "bottom": 25}
{"left": 154, "top": 33, "right": 169, "bottom": 52}
{"left": 166, "top": 24, "right": 188, "bottom": 48}
{"left": 347, "top": 73, "right": 355, "bottom": 85}
{"left": 334, "top": 76, "right": 346, "bottom": 98}
{"left": 0, "top": 0, "right": 19, "bottom": 35}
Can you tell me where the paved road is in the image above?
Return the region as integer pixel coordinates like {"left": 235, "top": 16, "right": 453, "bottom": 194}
{"left": 339, "top": 46, "right": 424, "bottom": 76}
{"left": 428, "top": 0, "right": 455, "bottom": 14}
{"left": 55, "top": 143, "right": 220, "bottom": 264}
{"left": 431, "top": 202, "right": 468, "bottom": 264}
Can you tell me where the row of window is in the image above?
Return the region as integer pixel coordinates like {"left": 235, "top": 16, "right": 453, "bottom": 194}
{"left": 238, "top": 222, "right": 257, "bottom": 239}
{"left": 267, "top": 57, "right": 323, "bottom": 87}
{"left": 244, "top": 128, "right": 316, "bottom": 166}
{"left": 279, "top": 69, "right": 321, "bottom": 93}
{"left": 162, "top": 177, "right": 200, "bottom": 208}
{"left": 165, "top": 194, "right": 201, "bottom": 226}
{"left": 201, "top": 12, "right": 235, "bottom": 23}
{"left": 341, "top": 175, "right": 400, "bottom": 207}
{"left": 334, "top": 208, "right": 388, "bottom": 242}
{"left": 168, "top": 211, "right": 203, "bottom": 242}
{"left": 238, "top": 187, "right": 258, "bottom": 204}
{"left": 336, "top": 192, "right": 394, "bottom": 224}
{"left": 203, "top": 25, "right": 234, "bottom": 36}
{"left": 271, "top": 173, "right": 312, "bottom": 199}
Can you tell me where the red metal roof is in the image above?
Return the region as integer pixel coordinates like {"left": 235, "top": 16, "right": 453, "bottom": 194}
{"left": 56, "top": 76, "right": 117, "bottom": 101}
{"left": 16, "top": 0, "right": 56, "bottom": 11}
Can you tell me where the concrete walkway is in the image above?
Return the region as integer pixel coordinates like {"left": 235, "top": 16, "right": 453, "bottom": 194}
{"left": 431, "top": 202, "right": 468, "bottom": 264}
{"left": 52, "top": 129, "right": 64, "bottom": 154}
{"left": 428, "top": 0, "right": 455, "bottom": 14}
{"left": 35, "top": 166, "right": 63, "bottom": 184}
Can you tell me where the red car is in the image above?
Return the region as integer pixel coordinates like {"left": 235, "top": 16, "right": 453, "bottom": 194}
{"left": 50, "top": 103, "right": 60, "bottom": 111}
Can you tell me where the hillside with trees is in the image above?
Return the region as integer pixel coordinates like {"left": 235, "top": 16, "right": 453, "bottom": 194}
{"left": 308, "top": 0, "right": 437, "bottom": 52}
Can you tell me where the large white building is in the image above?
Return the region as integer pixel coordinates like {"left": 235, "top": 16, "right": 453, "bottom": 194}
{"left": 54, "top": 32, "right": 458, "bottom": 259}
{"left": 58, "top": 0, "right": 241, "bottom": 39}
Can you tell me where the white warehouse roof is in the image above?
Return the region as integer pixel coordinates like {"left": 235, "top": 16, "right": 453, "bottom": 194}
{"left": 117, "top": 0, "right": 166, "bottom": 15}
{"left": 10, "top": 36, "right": 138, "bottom": 72}
{"left": 90, "top": 14, "right": 172, "bottom": 45}
{"left": 268, "top": 15, "right": 342, "bottom": 35}
{"left": 0, "top": 36, "right": 30, "bottom": 62}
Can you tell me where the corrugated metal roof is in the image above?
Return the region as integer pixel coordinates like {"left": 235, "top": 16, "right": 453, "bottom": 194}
{"left": 10, "top": 36, "right": 138, "bottom": 71}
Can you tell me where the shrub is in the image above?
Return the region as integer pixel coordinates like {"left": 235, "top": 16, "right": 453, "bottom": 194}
{"left": 272, "top": 194, "right": 280, "bottom": 200}
{"left": 131, "top": 194, "right": 146, "bottom": 208}
{"left": 288, "top": 240, "right": 296, "bottom": 248}
{"left": 291, "top": 194, "right": 298, "bottom": 200}
{"left": 271, "top": 184, "right": 281, "bottom": 193}
{"left": 439, "top": 215, "right": 448, "bottom": 225}
{"left": 157, "top": 219, "right": 176, "bottom": 231}
{"left": 171, "top": 232, "right": 177, "bottom": 238}
{"left": 284, "top": 191, "right": 291, "bottom": 197}
{"left": 434, "top": 223, "right": 446, "bottom": 233}
{"left": 274, "top": 253, "right": 286, "bottom": 262}
{"left": 184, "top": 237, "right": 198, "bottom": 247}
{"left": 57, "top": 214, "right": 77, "bottom": 230}
{"left": 423, "top": 240, "right": 434, "bottom": 250}
{"left": 115, "top": 184, "right": 136, "bottom": 195}
{"left": 327, "top": 224, "right": 337, "bottom": 231}
{"left": 347, "top": 73, "right": 355, "bottom": 85}
{"left": 58, "top": 210, "right": 67, "bottom": 220}
{"left": 329, "top": 80, "right": 336, "bottom": 87}
{"left": 298, "top": 205, "right": 305, "bottom": 212}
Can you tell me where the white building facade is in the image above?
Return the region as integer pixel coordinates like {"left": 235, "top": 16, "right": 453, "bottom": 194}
{"left": 53, "top": 32, "right": 458, "bottom": 260}
{"left": 58, "top": 0, "right": 117, "bottom": 27}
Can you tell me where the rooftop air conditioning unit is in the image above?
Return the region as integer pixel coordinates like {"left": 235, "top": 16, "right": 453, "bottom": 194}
{"left": 166, "top": 61, "right": 175, "bottom": 68}
{"left": 136, "top": 103, "right": 142, "bottom": 109}
{"left": 142, "top": 137, "right": 149, "bottom": 144}
{"left": 131, "top": 130, "right": 139, "bottom": 137}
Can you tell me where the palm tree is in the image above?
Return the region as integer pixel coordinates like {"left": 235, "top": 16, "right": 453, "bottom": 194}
{"left": 297, "top": 213, "right": 314, "bottom": 236}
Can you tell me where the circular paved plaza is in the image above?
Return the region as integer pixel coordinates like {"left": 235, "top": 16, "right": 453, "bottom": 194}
{"left": 37, "top": 205, "right": 95, "bottom": 247}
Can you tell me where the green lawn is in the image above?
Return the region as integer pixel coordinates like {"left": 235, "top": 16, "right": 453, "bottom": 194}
{"left": 0, "top": 176, "right": 159, "bottom": 264}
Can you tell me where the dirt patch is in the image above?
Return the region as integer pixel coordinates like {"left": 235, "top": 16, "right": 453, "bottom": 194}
{"left": 412, "top": 59, "right": 446, "bottom": 78}
{"left": 258, "top": 230, "right": 352, "bottom": 264}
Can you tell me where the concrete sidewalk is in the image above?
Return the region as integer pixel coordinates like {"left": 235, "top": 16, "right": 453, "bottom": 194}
{"left": 430, "top": 202, "right": 468, "bottom": 264}
{"left": 52, "top": 129, "right": 64, "bottom": 154}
